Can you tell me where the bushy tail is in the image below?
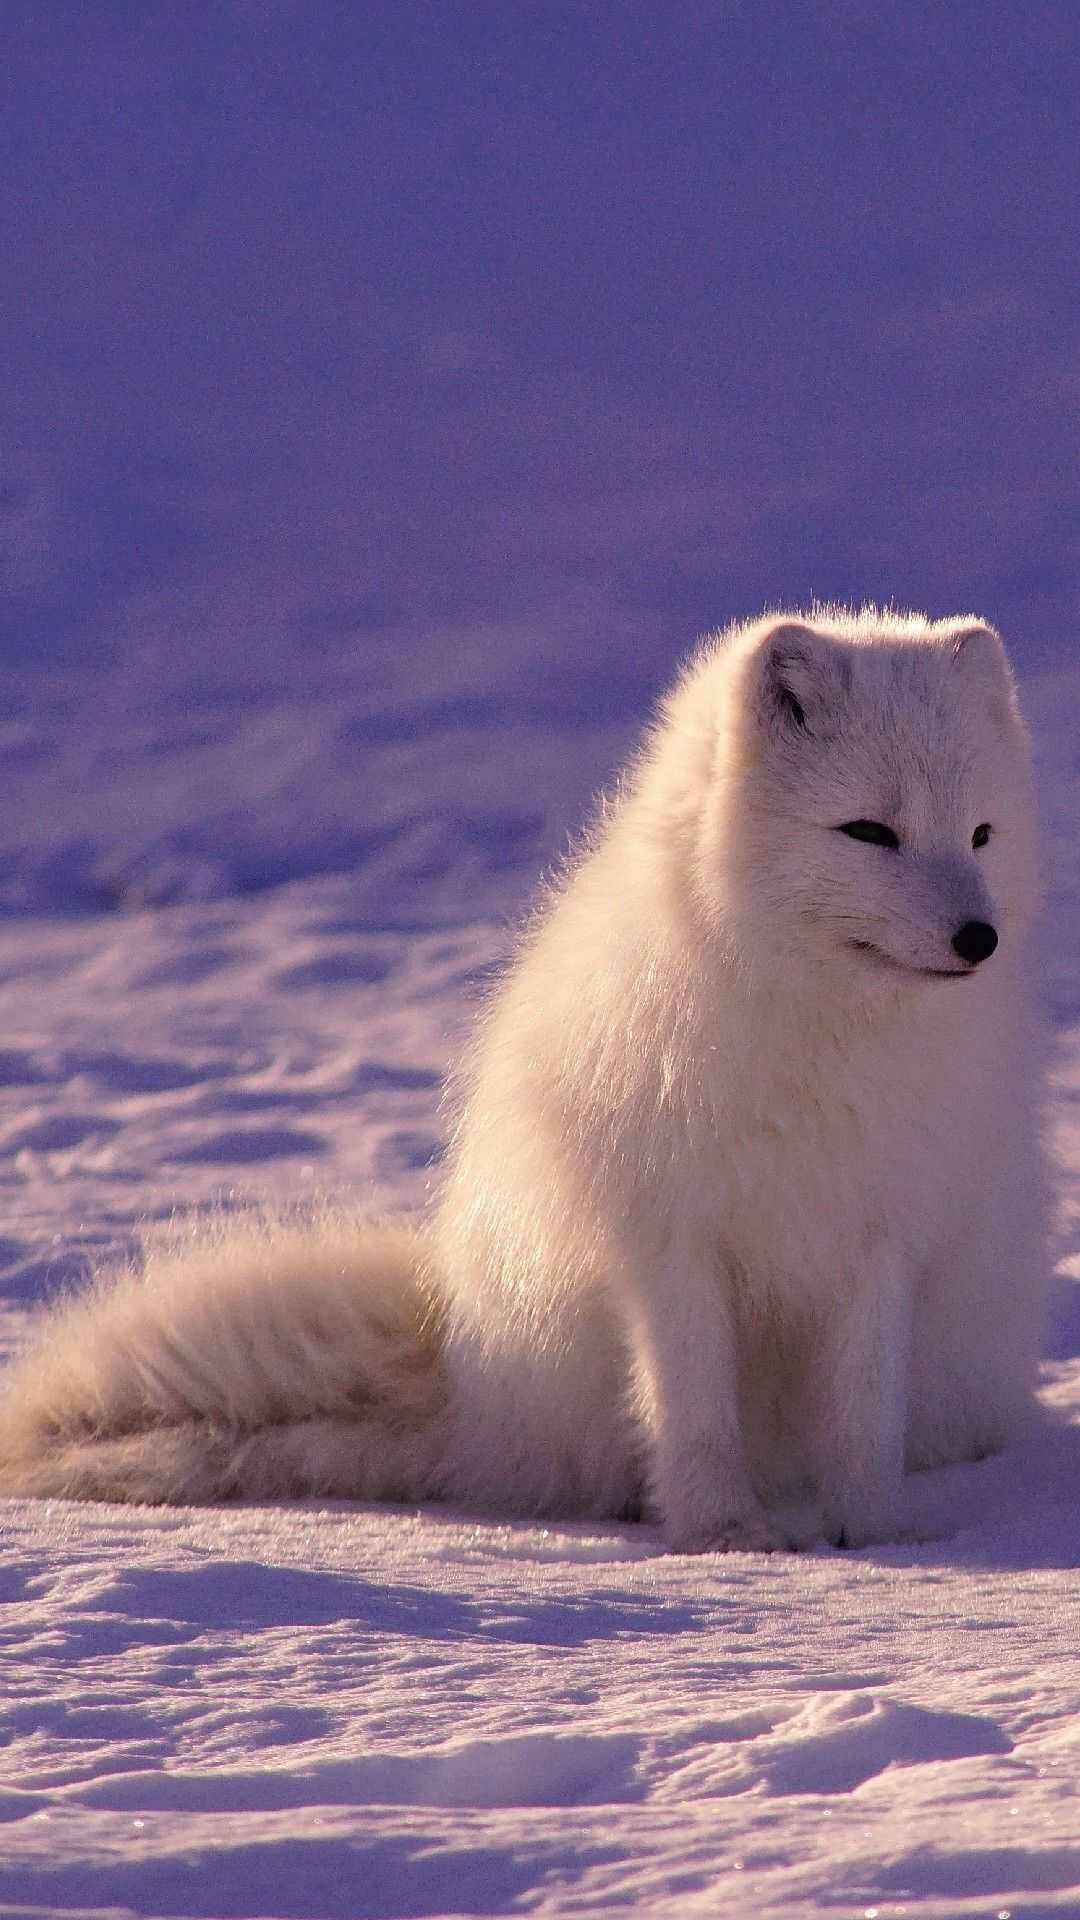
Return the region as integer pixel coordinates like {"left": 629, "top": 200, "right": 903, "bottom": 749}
{"left": 0, "top": 1211, "right": 448, "bottom": 1506}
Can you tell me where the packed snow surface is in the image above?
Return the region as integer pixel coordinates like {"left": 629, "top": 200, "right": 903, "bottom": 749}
{"left": 0, "top": 664, "right": 1077, "bottom": 1919}
{"left": 3, "top": 6, "right": 1080, "bottom": 1915}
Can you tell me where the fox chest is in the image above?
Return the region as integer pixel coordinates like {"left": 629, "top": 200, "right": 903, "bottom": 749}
{"left": 690, "top": 1059, "right": 958, "bottom": 1293}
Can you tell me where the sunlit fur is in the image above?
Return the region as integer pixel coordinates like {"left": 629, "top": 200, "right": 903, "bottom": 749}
{"left": 0, "top": 609, "right": 1049, "bottom": 1549}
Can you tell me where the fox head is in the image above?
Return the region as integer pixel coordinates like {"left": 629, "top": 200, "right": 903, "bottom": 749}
{"left": 689, "top": 609, "right": 1039, "bottom": 992}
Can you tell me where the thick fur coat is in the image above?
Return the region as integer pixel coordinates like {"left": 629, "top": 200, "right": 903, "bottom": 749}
{"left": 0, "top": 609, "right": 1048, "bottom": 1550}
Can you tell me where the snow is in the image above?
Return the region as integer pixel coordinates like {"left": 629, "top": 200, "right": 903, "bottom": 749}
{"left": 4, "top": 676, "right": 1078, "bottom": 1920}
{"left": 3, "top": 5, "right": 1080, "bottom": 1915}
{"left": 3, "top": 1402, "right": 1080, "bottom": 1916}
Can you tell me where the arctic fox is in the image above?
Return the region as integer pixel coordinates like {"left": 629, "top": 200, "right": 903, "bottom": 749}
{"left": 0, "top": 608, "right": 1047, "bottom": 1550}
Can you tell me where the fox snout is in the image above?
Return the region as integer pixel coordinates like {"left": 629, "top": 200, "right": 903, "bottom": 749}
{"left": 951, "top": 920, "right": 998, "bottom": 965}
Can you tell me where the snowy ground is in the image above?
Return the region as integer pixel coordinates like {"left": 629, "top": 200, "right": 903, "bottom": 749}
{"left": 0, "top": 651, "right": 1077, "bottom": 1920}
{"left": 4, "top": 5, "right": 1080, "bottom": 1915}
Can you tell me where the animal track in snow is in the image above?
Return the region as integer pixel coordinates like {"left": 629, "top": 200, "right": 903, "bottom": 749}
{"left": 273, "top": 950, "right": 398, "bottom": 991}
{"left": 76, "top": 1730, "right": 644, "bottom": 1812}
{"left": 749, "top": 1691, "right": 1012, "bottom": 1796}
{"left": 0, "top": 1113, "right": 122, "bottom": 1155}
{"left": 166, "top": 1127, "right": 329, "bottom": 1165}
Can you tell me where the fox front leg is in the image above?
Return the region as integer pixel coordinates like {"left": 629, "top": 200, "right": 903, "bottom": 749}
{"left": 617, "top": 1224, "right": 800, "bottom": 1554}
{"left": 810, "top": 1245, "right": 913, "bottom": 1549}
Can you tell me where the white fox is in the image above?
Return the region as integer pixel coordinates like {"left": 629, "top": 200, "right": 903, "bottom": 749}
{"left": 0, "top": 608, "right": 1048, "bottom": 1550}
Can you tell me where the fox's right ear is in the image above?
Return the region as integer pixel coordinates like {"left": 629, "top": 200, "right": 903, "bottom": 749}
{"left": 751, "top": 620, "right": 849, "bottom": 739}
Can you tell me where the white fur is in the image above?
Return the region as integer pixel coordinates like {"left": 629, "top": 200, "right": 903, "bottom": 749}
{"left": 0, "top": 608, "right": 1049, "bottom": 1550}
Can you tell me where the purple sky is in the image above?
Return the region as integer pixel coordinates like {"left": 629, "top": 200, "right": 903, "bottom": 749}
{"left": 2, "top": 2, "right": 1078, "bottom": 690}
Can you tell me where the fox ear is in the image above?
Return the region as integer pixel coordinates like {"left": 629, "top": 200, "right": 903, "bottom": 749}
{"left": 952, "top": 621, "right": 1017, "bottom": 725}
{"left": 953, "top": 622, "right": 1007, "bottom": 674}
{"left": 753, "top": 620, "right": 850, "bottom": 739}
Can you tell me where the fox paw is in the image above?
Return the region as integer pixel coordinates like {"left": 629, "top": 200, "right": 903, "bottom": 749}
{"left": 666, "top": 1506, "right": 802, "bottom": 1555}
{"left": 822, "top": 1502, "right": 902, "bottom": 1551}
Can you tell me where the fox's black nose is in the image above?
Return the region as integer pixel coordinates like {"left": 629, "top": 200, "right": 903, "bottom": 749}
{"left": 952, "top": 920, "right": 998, "bottom": 965}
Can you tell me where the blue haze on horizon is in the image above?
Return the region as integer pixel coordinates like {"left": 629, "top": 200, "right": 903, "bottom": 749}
{"left": 1, "top": 2, "right": 1078, "bottom": 706}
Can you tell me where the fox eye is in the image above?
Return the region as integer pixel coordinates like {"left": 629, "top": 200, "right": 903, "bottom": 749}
{"left": 836, "top": 820, "right": 900, "bottom": 850}
{"left": 972, "top": 823, "right": 992, "bottom": 850}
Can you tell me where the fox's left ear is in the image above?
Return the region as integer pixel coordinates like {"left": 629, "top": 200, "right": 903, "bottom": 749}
{"left": 952, "top": 622, "right": 1019, "bottom": 725}
{"left": 751, "top": 619, "right": 851, "bottom": 740}
{"left": 953, "top": 622, "right": 1008, "bottom": 674}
